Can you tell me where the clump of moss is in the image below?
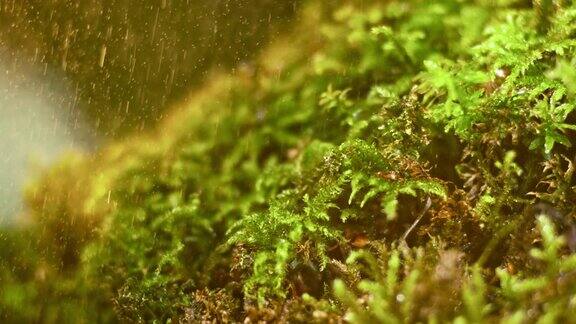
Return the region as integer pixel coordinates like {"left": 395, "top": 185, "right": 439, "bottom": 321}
{"left": 3, "top": 0, "right": 576, "bottom": 322}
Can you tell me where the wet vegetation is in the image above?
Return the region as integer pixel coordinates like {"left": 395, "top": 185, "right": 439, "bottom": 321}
{"left": 3, "top": 0, "right": 576, "bottom": 322}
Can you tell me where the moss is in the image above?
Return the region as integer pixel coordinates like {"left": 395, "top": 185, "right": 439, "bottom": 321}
{"left": 3, "top": 0, "right": 576, "bottom": 322}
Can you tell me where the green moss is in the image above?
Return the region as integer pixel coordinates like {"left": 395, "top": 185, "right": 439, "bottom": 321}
{"left": 3, "top": 0, "right": 576, "bottom": 322}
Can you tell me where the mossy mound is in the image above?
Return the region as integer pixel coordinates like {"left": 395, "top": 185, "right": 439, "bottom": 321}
{"left": 3, "top": 0, "right": 576, "bottom": 322}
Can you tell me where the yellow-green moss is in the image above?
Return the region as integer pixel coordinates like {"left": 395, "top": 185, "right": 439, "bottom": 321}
{"left": 3, "top": 0, "right": 576, "bottom": 322}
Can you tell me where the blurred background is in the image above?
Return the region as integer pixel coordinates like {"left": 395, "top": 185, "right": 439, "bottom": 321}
{"left": 0, "top": 0, "right": 300, "bottom": 224}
